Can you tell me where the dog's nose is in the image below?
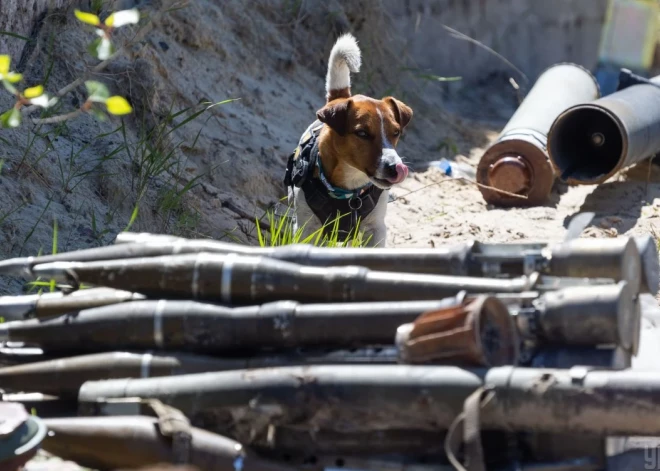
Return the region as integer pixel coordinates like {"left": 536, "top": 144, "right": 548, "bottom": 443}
{"left": 384, "top": 162, "right": 408, "bottom": 184}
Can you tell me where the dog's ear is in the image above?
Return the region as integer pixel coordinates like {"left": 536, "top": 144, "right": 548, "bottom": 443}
{"left": 383, "top": 97, "right": 413, "bottom": 130}
{"left": 316, "top": 99, "right": 352, "bottom": 136}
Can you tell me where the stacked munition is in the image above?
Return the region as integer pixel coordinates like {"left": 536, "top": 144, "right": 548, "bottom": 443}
{"left": 476, "top": 63, "right": 600, "bottom": 206}
{"left": 0, "top": 228, "right": 658, "bottom": 471}
{"left": 477, "top": 64, "right": 660, "bottom": 206}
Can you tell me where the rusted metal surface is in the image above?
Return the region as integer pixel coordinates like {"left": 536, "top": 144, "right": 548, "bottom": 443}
{"left": 548, "top": 75, "right": 660, "bottom": 184}
{"left": 477, "top": 63, "right": 600, "bottom": 206}
{"left": 77, "top": 364, "right": 660, "bottom": 437}
{"left": 396, "top": 295, "right": 519, "bottom": 366}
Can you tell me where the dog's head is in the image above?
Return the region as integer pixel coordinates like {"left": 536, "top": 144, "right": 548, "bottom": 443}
{"left": 316, "top": 94, "right": 413, "bottom": 189}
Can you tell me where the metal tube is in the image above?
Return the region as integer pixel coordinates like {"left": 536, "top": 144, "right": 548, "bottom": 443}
{"left": 0, "top": 348, "right": 404, "bottom": 396}
{"left": 0, "top": 284, "right": 635, "bottom": 353}
{"left": 78, "top": 365, "right": 660, "bottom": 437}
{"left": 542, "top": 237, "right": 641, "bottom": 296}
{"left": 476, "top": 63, "right": 600, "bottom": 206}
{"left": 0, "top": 240, "right": 475, "bottom": 278}
{"left": 30, "top": 254, "right": 535, "bottom": 304}
{"left": 40, "top": 415, "right": 295, "bottom": 471}
{"left": 0, "top": 297, "right": 468, "bottom": 352}
{"left": 5, "top": 234, "right": 649, "bottom": 294}
{"left": 515, "top": 282, "right": 638, "bottom": 351}
{"left": 0, "top": 287, "right": 146, "bottom": 321}
{"left": 547, "top": 76, "right": 660, "bottom": 184}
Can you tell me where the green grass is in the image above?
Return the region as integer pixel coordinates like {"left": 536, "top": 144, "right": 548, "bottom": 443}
{"left": 255, "top": 205, "right": 372, "bottom": 247}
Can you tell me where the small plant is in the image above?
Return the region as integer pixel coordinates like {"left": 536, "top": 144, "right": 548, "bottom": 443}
{"left": 0, "top": 7, "right": 139, "bottom": 129}
{"left": 255, "top": 206, "right": 372, "bottom": 248}
{"left": 74, "top": 8, "right": 141, "bottom": 60}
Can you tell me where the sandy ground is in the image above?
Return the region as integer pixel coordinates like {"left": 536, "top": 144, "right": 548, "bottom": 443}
{"left": 386, "top": 132, "right": 660, "bottom": 248}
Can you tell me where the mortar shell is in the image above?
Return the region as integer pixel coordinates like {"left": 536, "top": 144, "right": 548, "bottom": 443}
{"left": 477, "top": 63, "right": 600, "bottom": 206}
{"left": 548, "top": 76, "right": 660, "bottom": 184}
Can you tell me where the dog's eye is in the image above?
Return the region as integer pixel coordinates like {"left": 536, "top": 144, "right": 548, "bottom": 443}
{"left": 393, "top": 130, "right": 400, "bottom": 137}
{"left": 355, "top": 130, "right": 370, "bottom": 139}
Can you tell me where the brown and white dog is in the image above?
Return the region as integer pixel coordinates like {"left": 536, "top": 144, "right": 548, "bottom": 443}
{"left": 285, "top": 33, "right": 413, "bottom": 247}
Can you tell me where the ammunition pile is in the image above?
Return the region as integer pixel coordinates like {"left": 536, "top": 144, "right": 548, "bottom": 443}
{"left": 476, "top": 65, "right": 660, "bottom": 206}
{"left": 0, "top": 226, "right": 659, "bottom": 471}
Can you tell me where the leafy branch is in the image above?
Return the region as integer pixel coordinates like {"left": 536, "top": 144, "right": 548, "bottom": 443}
{"left": 0, "top": 7, "right": 141, "bottom": 129}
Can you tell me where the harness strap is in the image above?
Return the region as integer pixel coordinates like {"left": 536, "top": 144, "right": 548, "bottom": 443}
{"left": 144, "top": 399, "right": 192, "bottom": 465}
{"left": 283, "top": 120, "right": 383, "bottom": 241}
{"left": 444, "top": 387, "right": 494, "bottom": 471}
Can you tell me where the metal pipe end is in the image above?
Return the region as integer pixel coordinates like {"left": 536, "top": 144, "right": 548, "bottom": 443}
{"left": 634, "top": 235, "right": 660, "bottom": 296}
{"left": 476, "top": 135, "right": 555, "bottom": 207}
{"left": 615, "top": 281, "right": 639, "bottom": 353}
{"left": 547, "top": 103, "right": 627, "bottom": 185}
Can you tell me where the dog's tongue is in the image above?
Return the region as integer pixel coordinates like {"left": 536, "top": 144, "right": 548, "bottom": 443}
{"left": 387, "top": 163, "right": 409, "bottom": 184}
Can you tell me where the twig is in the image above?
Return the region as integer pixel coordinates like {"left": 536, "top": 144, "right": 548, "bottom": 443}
{"left": 31, "top": 109, "right": 84, "bottom": 124}
{"left": 440, "top": 24, "right": 529, "bottom": 84}
{"left": 391, "top": 174, "right": 528, "bottom": 202}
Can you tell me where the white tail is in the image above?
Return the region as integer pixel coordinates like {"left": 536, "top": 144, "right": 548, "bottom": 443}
{"left": 325, "top": 33, "right": 362, "bottom": 101}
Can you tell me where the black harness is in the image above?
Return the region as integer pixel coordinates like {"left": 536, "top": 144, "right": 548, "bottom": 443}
{"left": 283, "top": 120, "right": 383, "bottom": 241}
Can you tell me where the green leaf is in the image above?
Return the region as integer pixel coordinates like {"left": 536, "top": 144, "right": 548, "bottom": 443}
{"left": 123, "top": 205, "right": 139, "bottom": 231}
{"left": 0, "top": 31, "right": 32, "bottom": 42}
{"left": 1, "top": 79, "right": 18, "bottom": 95}
{"left": 0, "top": 108, "right": 21, "bottom": 128}
{"left": 85, "top": 80, "right": 111, "bottom": 102}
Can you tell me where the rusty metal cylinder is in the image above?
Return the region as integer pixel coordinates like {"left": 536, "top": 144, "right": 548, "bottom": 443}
{"left": 77, "top": 365, "right": 660, "bottom": 437}
{"left": 477, "top": 63, "right": 600, "bottom": 206}
{"left": 515, "top": 282, "right": 639, "bottom": 352}
{"left": 30, "top": 254, "right": 533, "bottom": 304}
{"left": 395, "top": 295, "right": 519, "bottom": 367}
{"left": 548, "top": 75, "right": 660, "bottom": 184}
{"left": 40, "top": 415, "right": 295, "bottom": 471}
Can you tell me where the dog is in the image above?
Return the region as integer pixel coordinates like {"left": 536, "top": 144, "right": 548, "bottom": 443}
{"left": 283, "top": 33, "right": 413, "bottom": 247}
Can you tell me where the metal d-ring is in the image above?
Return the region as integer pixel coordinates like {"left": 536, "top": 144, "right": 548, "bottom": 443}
{"left": 348, "top": 196, "right": 363, "bottom": 210}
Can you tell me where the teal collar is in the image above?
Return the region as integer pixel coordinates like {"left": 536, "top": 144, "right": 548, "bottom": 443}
{"left": 315, "top": 153, "right": 371, "bottom": 200}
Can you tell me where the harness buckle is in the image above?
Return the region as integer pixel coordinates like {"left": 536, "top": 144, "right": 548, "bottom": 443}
{"left": 348, "top": 196, "right": 363, "bottom": 210}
